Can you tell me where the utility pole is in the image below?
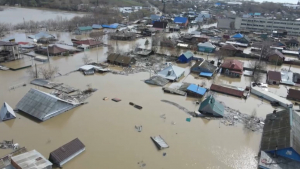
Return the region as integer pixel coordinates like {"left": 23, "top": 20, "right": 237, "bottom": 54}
{"left": 35, "top": 64, "right": 38, "bottom": 78}
{"left": 47, "top": 46, "right": 50, "bottom": 63}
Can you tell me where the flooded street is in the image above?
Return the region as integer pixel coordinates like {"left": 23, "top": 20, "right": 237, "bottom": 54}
{"left": 0, "top": 6, "right": 84, "bottom": 24}
{"left": 0, "top": 8, "right": 298, "bottom": 169}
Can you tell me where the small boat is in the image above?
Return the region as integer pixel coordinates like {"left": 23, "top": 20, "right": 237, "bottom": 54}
{"left": 129, "top": 102, "right": 135, "bottom": 106}
{"left": 134, "top": 105, "right": 143, "bottom": 110}
{"left": 112, "top": 98, "right": 121, "bottom": 102}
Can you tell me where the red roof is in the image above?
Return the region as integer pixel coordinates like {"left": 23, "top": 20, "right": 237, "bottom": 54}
{"left": 73, "top": 40, "right": 102, "bottom": 46}
{"left": 287, "top": 89, "right": 300, "bottom": 100}
{"left": 210, "top": 84, "right": 244, "bottom": 98}
{"left": 267, "top": 71, "right": 281, "bottom": 81}
{"left": 221, "top": 59, "right": 244, "bottom": 71}
{"left": 18, "top": 42, "right": 29, "bottom": 45}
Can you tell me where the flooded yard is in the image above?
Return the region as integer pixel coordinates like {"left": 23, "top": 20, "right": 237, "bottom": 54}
{"left": 0, "top": 13, "right": 299, "bottom": 168}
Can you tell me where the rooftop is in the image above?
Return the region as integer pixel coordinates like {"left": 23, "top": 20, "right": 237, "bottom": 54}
{"left": 221, "top": 59, "right": 244, "bottom": 71}
{"left": 11, "top": 150, "right": 52, "bottom": 169}
{"left": 268, "top": 71, "right": 281, "bottom": 81}
{"left": 187, "top": 84, "right": 207, "bottom": 96}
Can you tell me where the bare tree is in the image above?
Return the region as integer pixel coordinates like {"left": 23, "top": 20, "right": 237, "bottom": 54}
{"left": 0, "top": 23, "right": 8, "bottom": 37}
{"left": 249, "top": 61, "right": 266, "bottom": 83}
{"left": 82, "top": 54, "right": 92, "bottom": 65}
{"left": 39, "top": 66, "right": 59, "bottom": 80}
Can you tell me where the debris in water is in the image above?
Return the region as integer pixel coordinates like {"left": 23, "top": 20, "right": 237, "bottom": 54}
{"left": 163, "top": 152, "right": 167, "bottom": 156}
{"left": 134, "top": 105, "right": 143, "bottom": 110}
{"left": 103, "top": 97, "right": 108, "bottom": 100}
{"left": 161, "top": 100, "right": 193, "bottom": 116}
{"left": 160, "top": 114, "right": 166, "bottom": 119}
{"left": 138, "top": 161, "right": 146, "bottom": 168}
{"left": 171, "top": 121, "right": 176, "bottom": 125}
{"left": 135, "top": 125, "right": 142, "bottom": 132}
{"left": 186, "top": 118, "right": 191, "bottom": 122}
{"left": 151, "top": 135, "right": 169, "bottom": 150}
{"left": 0, "top": 140, "right": 19, "bottom": 150}
{"left": 129, "top": 102, "right": 134, "bottom": 105}
{"left": 112, "top": 98, "right": 121, "bottom": 102}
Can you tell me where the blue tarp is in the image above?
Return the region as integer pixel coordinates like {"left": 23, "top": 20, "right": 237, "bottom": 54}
{"left": 200, "top": 72, "right": 213, "bottom": 77}
{"left": 232, "top": 33, "right": 244, "bottom": 39}
{"left": 92, "top": 24, "right": 102, "bottom": 29}
{"left": 174, "top": 17, "right": 188, "bottom": 24}
{"left": 102, "top": 23, "right": 119, "bottom": 29}
{"left": 187, "top": 84, "right": 207, "bottom": 95}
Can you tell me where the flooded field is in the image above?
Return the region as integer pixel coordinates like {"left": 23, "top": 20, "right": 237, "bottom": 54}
{"left": 0, "top": 6, "right": 85, "bottom": 24}
{"left": 0, "top": 25, "right": 299, "bottom": 168}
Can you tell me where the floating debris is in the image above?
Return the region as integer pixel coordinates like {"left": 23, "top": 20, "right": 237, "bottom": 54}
{"left": 161, "top": 100, "right": 193, "bottom": 116}
{"left": 163, "top": 152, "right": 167, "bottom": 156}
{"left": 186, "top": 118, "right": 191, "bottom": 122}
{"left": 160, "top": 114, "right": 166, "bottom": 119}
{"left": 151, "top": 135, "right": 169, "bottom": 150}
{"left": 135, "top": 125, "right": 142, "bottom": 132}
{"left": 129, "top": 102, "right": 134, "bottom": 106}
{"left": 138, "top": 161, "right": 146, "bottom": 168}
{"left": 134, "top": 105, "right": 143, "bottom": 110}
{"left": 112, "top": 98, "right": 121, "bottom": 102}
{"left": 53, "top": 84, "right": 76, "bottom": 94}
{"left": 0, "top": 140, "right": 19, "bottom": 150}
{"left": 103, "top": 97, "right": 109, "bottom": 101}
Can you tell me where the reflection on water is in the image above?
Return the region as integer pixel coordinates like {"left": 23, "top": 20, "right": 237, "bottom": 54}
{"left": 0, "top": 7, "right": 84, "bottom": 24}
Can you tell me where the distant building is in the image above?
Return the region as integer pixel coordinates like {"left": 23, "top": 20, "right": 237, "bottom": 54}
{"left": 75, "top": 26, "right": 93, "bottom": 35}
{"left": 267, "top": 71, "right": 281, "bottom": 85}
{"left": 174, "top": 17, "right": 189, "bottom": 27}
{"left": 49, "top": 138, "right": 85, "bottom": 167}
{"left": 235, "top": 17, "right": 300, "bottom": 36}
{"left": 107, "top": 53, "right": 136, "bottom": 67}
{"left": 198, "top": 95, "right": 224, "bottom": 117}
{"left": 260, "top": 109, "right": 300, "bottom": 164}
{"left": 153, "top": 21, "right": 168, "bottom": 29}
{"left": 197, "top": 42, "right": 216, "bottom": 53}
{"left": 11, "top": 150, "right": 52, "bottom": 169}
{"left": 0, "top": 102, "right": 16, "bottom": 121}
{"left": 220, "top": 59, "right": 244, "bottom": 77}
{"left": 92, "top": 24, "right": 102, "bottom": 30}
{"left": 217, "top": 18, "right": 235, "bottom": 29}
{"left": 220, "top": 44, "right": 243, "bottom": 56}
{"left": 266, "top": 50, "right": 285, "bottom": 65}
{"left": 178, "top": 51, "right": 193, "bottom": 63}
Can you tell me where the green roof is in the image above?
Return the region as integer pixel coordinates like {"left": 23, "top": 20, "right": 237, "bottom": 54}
{"left": 199, "top": 95, "right": 224, "bottom": 116}
{"left": 78, "top": 26, "right": 93, "bottom": 31}
{"left": 182, "top": 51, "right": 193, "bottom": 59}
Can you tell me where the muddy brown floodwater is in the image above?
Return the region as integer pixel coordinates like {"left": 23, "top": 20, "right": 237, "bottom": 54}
{"left": 0, "top": 27, "right": 299, "bottom": 168}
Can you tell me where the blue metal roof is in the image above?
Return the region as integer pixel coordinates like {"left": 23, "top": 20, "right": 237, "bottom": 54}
{"left": 92, "top": 24, "right": 102, "bottom": 29}
{"left": 200, "top": 72, "right": 213, "bottom": 77}
{"left": 174, "top": 17, "right": 188, "bottom": 24}
{"left": 102, "top": 23, "right": 119, "bottom": 29}
{"left": 232, "top": 33, "right": 244, "bottom": 39}
{"left": 254, "top": 13, "right": 261, "bottom": 16}
{"left": 187, "top": 84, "right": 207, "bottom": 95}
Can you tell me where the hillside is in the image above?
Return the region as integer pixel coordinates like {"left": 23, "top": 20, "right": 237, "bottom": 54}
{"left": 0, "top": 0, "right": 146, "bottom": 10}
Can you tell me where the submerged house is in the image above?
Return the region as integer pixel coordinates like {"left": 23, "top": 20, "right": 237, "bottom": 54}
{"left": 0, "top": 102, "right": 16, "bottom": 121}
{"left": 267, "top": 71, "right": 281, "bottom": 85}
{"left": 220, "top": 44, "right": 242, "bottom": 56}
{"left": 259, "top": 109, "right": 300, "bottom": 166}
{"left": 197, "top": 42, "right": 216, "bottom": 53}
{"left": 0, "top": 41, "right": 20, "bottom": 62}
{"left": 16, "top": 89, "right": 81, "bottom": 122}
{"left": 11, "top": 150, "right": 52, "bottom": 169}
{"left": 28, "top": 32, "right": 55, "bottom": 41}
{"left": 266, "top": 50, "right": 285, "bottom": 65}
{"left": 186, "top": 84, "right": 207, "bottom": 98}
{"left": 191, "top": 60, "right": 217, "bottom": 78}
{"left": 107, "top": 53, "right": 136, "bottom": 66}
{"left": 220, "top": 59, "right": 244, "bottom": 77}
{"left": 75, "top": 26, "right": 93, "bottom": 35}
{"left": 287, "top": 89, "right": 300, "bottom": 101}
{"left": 92, "top": 24, "right": 102, "bottom": 30}
{"left": 285, "top": 38, "right": 299, "bottom": 47}
{"left": 157, "top": 65, "right": 185, "bottom": 81}
{"left": 35, "top": 45, "right": 69, "bottom": 56}
{"left": 178, "top": 51, "right": 193, "bottom": 63}
{"left": 153, "top": 21, "right": 168, "bottom": 29}
{"left": 198, "top": 95, "right": 224, "bottom": 117}
{"left": 49, "top": 138, "right": 85, "bottom": 167}
{"left": 73, "top": 40, "right": 102, "bottom": 48}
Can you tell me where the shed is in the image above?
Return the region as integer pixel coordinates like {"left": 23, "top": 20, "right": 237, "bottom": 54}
{"left": 191, "top": 60, "right": 216, "bottom": 77}
{"left": 75, "top": 26, "right": 93, "bottom": 35}
{"left": 101, "top": 23, "right": 119, "bottom": 29}
{"left": 197, "top": 42, "right": 216, "bottom": 53}
{"left": 11, "top": 150, "right": 52, "bottom": 169}
{"left": 114, "top": 55, "right": 136, "bottom": 66}
{"left": 107, "top": 53, "right": 120, "bottom": 63}
{"left": 16, "top": 88, "right": 80, "bottom": 121}
{"left": 157, "top": 65, "right": 185, "bottom": 81}
{"left": 267, "top": 71, "right": 281, "bottom": 85}
{"left": 186, "top": 84, "right": 207, "bottom": 98}
{"left": 198, "top": 95, "right": 224, "bottom": 117}
{"left": 260, "top": 109, "right": 300, "bottom": 162}
{"left": 266, "top": 50, "right": 285, "bottom": 65}
{"left": 287, "top": 89, "right": 300, "bottom": 101}
{"left": 210, "top": 84, "right": 244, "bottom": 98}
{"left": 49, "top": 138, "right": 85, "bottom": 167}
{"left": 0, "top": 102, "right": 16, "bottom": 121}
{"left": 178, "top": 51, "right": 193, "bottom": 63}
{"left": 153, "top": 21, "right": 168, "bottom": 29}
{"left": 73, "top": 40, "right": 102, "bottom": 48}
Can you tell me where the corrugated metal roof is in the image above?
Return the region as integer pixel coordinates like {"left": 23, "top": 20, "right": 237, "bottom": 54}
{"left": 92, "top": 24, "right": 102, "bottom": 29}
{"left": 268, "top": 71, "right": 281, "bottom": 81}
{"left": 0, "top": 102, "right": 16, "bottom": 121}
{"left": 78, "top": 26, "right": 93, "bottom": 31}
{"left": 11, "top": 150, "right": 52, "bottom": 169}
{"left": 157, "top": 65, "right": 185, "bottom": 81}
{"left": 174, "top": 17, "right": 188, "bottom": 24}
{"left": 16, "top": 88, "right": 77, "bottom": 121}
{"left": 210, "top": 84, "right": 244, "bottom": 97}
{"left": 197, "top": 42, "right": 215, "bottom": 49}
{"left": 151, "top": 136, "right": 169, "bottom": 150}
{"left": 145, "top": 76, "right": 169, "bottom": 86}
{"left": 182, "top": 51, "right": 193, "bottom": 59}
{"left": 50, "top": 138, "right": 85, "bottom": 165}
{"left": 199, "top": 95, "right": 224, "bottom": 116}
{"left": 259, "top": 151, "right": 300, "bottom": 169}
{"left": 187, "top": 84, "right": 207, "bottom": 95}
